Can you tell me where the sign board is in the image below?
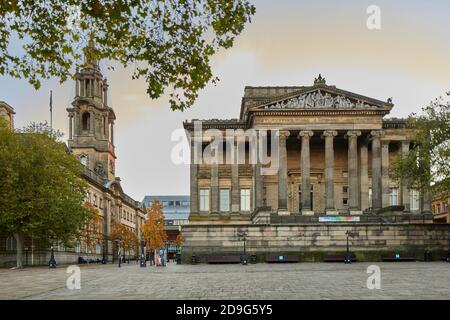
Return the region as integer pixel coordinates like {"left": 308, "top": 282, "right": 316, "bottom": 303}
{"left": 318, "top": 216, "right": 360, "bottom": 222}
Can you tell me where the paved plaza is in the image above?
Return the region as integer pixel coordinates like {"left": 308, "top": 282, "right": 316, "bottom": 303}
{"left": 0, "top": 262, "right": 449, "bottom": 300}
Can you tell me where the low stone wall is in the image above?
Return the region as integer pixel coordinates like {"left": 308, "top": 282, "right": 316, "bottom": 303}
{"left": 181, "top": 222, "right": 450, "bottom": 263}
{"left": 0, "top": 251, "right": 114, "bottom": 268}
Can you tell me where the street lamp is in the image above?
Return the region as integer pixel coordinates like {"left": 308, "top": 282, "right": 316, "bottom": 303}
{"left": 140, "top": 238, "right": 146, "bottom": 267}
{"left": 446, "top": 231, "right": 450, "bottom": 262}
{"left": 48, "top": 236, "right": 57, "bottom": 268}
{"left": 116, "top": 240, "right": 121, "bottom": 268}
{"left": 344, "top": 231, "right": 356, "bottom": 264}
{"left": 101, "top": 237, "right": 107, "bottom": 264}
{"left": 237, "top": 231, "right": 248, "bottom": 265}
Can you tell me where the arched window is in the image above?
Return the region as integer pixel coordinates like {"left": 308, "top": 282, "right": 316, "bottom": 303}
{"left": 82, "top": 112, "right": 90, "bottom": 131}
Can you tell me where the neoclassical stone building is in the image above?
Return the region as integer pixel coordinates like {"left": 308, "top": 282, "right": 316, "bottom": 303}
{"left": 66, "top": 54, "right": 146, "bottom": 262}
{"left": 181, "top": 76, "right": 447, "bottom": 262}
{"left": 0, "top": 56, "right": 146, "bottom": 266}
{"left": 184, "top": 75, "right": 429, "bottom": 222}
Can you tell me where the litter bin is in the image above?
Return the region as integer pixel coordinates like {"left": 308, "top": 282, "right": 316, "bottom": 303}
{"left": 424, "top": 251, "right": 432, "bottom": 262}
{"left": 241, "top": 254, "right": 248, "bottom": 265}
{"left": 250, "top": 255, "right": 257, "bottom": 264}
{"left": 191, "top": 255, "right": 197, "bottom": 265}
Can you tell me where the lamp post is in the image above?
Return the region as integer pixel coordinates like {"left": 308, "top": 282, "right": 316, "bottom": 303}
{"left": 102, "top": 237, "right": 107, "bottom": 264}
{"left": 48, "top": 236, "right": 57, "bottom": 268}
{"left": 344, "top": 231, "right": 356, "bottom": 264}
{"left": 140, "top": 238, "right": 146, "bottom": 267}
{"left": 116, "top": 240, "right": 121, "bottom": 268}
{"left": 237, "top": 231, "right": 248, "bottom": 265}
{"left": 447, "top": 231, "right": 450, "bottom": 262}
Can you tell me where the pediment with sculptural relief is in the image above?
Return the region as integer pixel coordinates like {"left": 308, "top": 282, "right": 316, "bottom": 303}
{"left": 250, "top": 75, "right": 393, "bottom": 112}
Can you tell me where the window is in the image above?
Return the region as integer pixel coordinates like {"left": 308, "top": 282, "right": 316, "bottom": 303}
{"left": 199, "top": 189, "right": 210, "bottom": 211}
{"left": 175, "top": 201, "right": 181, "bottom": 206}
{"left": 342, "top": 186, "right": 348, "bottom": 193}
{"left": 93, "top": 195, "right": 97, "bottom": 206}
{"left": 75, "top": 242, "right": 81, "bottom": 253}
{"left": 162, "top": 201, "right": 169, "bottom": 206}
{"left": 182, "top": 201, "right": 190, "bottom": 206}
{"left": 368, "top": 188, "right": 372, "bottom": 207}
{"left": 240, "top": 189, "right": 251, "bottom": 211}
{"left": 80, "top": 155, "right": 88, "bottom": 166}
{"left": 220, "top": 189, "right": 230, "bottom": 212}
{"left": 169, "top": 201, "right": 174, "bottom": 206}
{"left": 343, "top": 198, "right": 348, "bottom": 206}
{"left": 6, "top": 237, "right": 16, "bottom": 251}
{"left": 96, "top": 244, "right": 101, "bottom": 254}
{"left": 390, "top": 188, "right": 399, "bottom": 206}
{"left": 82, "top": 112, "right": 90, "bottom": 131}
{"left": 410, "top": 189, "right": 420, "bottom": 211}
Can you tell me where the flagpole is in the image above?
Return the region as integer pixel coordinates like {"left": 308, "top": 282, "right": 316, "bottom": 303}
{"left": 50, "top": 90, "right": 53, "bottom": 130}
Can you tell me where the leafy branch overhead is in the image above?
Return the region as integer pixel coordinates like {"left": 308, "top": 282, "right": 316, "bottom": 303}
{"left": 0, "top": 0, "right": 255, "bottom": 110}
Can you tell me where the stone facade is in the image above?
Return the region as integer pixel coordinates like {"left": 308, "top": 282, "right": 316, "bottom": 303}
{"left": 183, "top": 76, "right": 427, "bottom": 220}
{"left": 181, "top": 222, "right": 450, "bottom": 263}
{"left": 0, "top": 53, "right": 146, "bottom": 267}
{"left": 181, "top": 75, "right": 446, "bottom": 261}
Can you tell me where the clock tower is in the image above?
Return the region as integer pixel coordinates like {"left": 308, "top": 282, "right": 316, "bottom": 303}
{"left": 67, "top": 46, "right": 116, "bottom": 181}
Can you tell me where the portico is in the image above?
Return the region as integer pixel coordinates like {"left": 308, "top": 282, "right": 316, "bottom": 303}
{"left": 184, "top": 76, "right": 427, "bottom": 221}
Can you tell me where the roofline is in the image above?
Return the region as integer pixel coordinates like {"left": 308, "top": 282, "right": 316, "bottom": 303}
{"left": 0, "top": 101, "right": 16, "bottom": 114}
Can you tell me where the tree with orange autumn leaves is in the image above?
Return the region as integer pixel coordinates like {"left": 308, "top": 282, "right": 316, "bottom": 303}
{"left": 82, "top": 202, "right": 103, "bottom": 252}
{"left": 140, "top": 200, "right": 167, "bottom": 251}
{"left": 110, "top": 219, "right": 139, "bottom": 257}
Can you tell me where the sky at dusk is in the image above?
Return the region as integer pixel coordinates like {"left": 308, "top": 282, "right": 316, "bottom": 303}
{"left": 1, "top": 0, "right": 450, "bottom": 201}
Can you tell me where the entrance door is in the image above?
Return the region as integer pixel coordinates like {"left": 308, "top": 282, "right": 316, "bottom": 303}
{"left": 298, "top": 184, "right": 314, "bottom": 211}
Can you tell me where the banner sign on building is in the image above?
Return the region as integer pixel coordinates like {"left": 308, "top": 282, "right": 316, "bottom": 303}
{"left": 318, "top": 216, "right": 360, "bottom": 222}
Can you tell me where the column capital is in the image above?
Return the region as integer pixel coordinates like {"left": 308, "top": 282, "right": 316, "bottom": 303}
{"left": 381, "top": 140, "right": 390, "bottom": 148}
{"left": 370, "top": 130, "right": 384, "bottom": 139}
{"left": 345, "top": 130, "right": 361, "bottom": 138}
{"left": 278, "top": 130, "right": 291, "bottom": 139}
{"left": 322, "top": 130, "right": 338, "bottom": 138}
{"left": 298, "top": 130, "right": 314, "bottom": 139}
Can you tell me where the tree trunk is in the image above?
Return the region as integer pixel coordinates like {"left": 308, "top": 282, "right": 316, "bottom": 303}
{"left": 14, "top": 232, "right": 24, "bottom": 269}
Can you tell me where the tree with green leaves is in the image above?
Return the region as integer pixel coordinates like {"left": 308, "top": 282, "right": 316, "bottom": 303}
{"left": 0, "top": 0, "right": 255, "bottom": 110}
{"left": 391, "top": 93, "right": 450, "bottom": 200}
{"left": 0, "top": 119, "right": 89, "bottom": 268}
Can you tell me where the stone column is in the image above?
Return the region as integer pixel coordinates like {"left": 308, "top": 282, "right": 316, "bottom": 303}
{"left": 370, "top": 130, "right": 384, "bottom": 209}
{"left": 277, "top": 130, "right": 290, "bottom": 215}
{"left": 400, "top": 140, "right": 410, "bottom": 211}
{"left": 347, "top": 130, "right": 361, "bottom": 214}
{"left": 211, "top": 156, "right": 219, "bottom": 213}
{"left": 190, "top": 133, "right": 199, "bottom": 213}
{"left": 381, "top": 141, "right": 390, "bottom": 208}
{"left": 299, "top": 130, "right": 314, "bottom": 215}
{"left": 69, "top": 115, "right": 73, "bottom": 140}
{"left": 254, "top": 131, "right": 264, "bottom": 208}
{"left": 360, "top": 142, "right": 369, "bottom": 211}
{"left": 75, "top": 79, "right": 79, "bottom": 97}
{"left": 323, "top": 130, "right": 338, "bottom": 214}
{"left": 110, "top": 122, "right": 114, "bottom": 144}
{"left": 231, "top": 138, "right": 240, "bottom": 213}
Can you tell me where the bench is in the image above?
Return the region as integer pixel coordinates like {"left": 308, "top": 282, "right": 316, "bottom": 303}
{"left": 323, "top": 253, "right": 356, "bottom": 263}
{"left": 265, "top": 255, "right": 299, "bottom": 263}
{"left": 381, "top": 254, "right": 416, "bottom": 262}
{"left": 207, "top": 255, "right": 241, "bottom": 264}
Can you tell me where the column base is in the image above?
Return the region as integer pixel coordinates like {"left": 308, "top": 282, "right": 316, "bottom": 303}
{"left": 349, "top": 210, "right": 362, "bottom": 215}
{"left": 277, "top": 210, "right": 290, "bottom": 216}
{"left": 301, "top": 210, "right": 315, "bottom": 216}
{"left": 326, "top": 210, "right": 339, "bottom": 215}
